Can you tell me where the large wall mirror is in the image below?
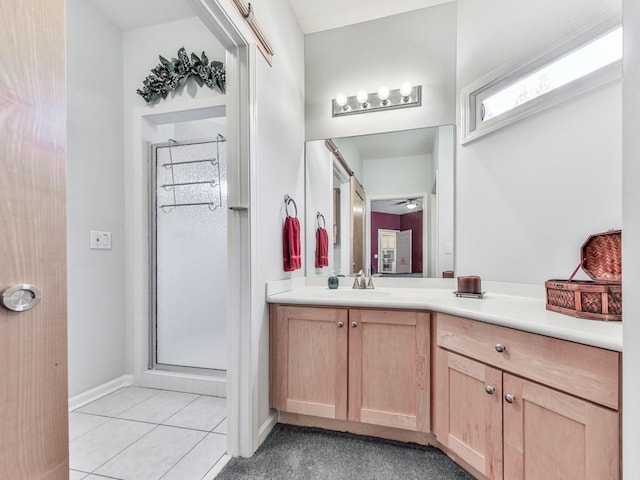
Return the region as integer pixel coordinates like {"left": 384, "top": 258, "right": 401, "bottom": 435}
{"left": 305, "top": 125, "right": 455, "bottom": 278}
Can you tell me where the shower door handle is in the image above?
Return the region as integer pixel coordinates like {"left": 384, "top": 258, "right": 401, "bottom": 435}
{"left": 229, "top": 205, "right": 249, "bottom": 211}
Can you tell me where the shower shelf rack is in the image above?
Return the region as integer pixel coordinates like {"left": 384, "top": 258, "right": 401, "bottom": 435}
{"left": 158, "top": 137, "right": 225, "bottom": 213}
{"left": 161, "top": 157, "right": 218, "bottom": 168}
{"left": 161, "top": 180, "right": 219, "bottom": 190}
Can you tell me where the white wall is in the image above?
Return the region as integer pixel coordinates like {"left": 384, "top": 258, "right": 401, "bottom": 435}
{"left": 436, "top": 125, "right": 455, "bottom": 275}
{"left": 362, "top": 155, "right": 431, "bottom": 196}
{"left": 247, "top": 0, "right": 306, "bottom": 434}
{"left": 455, "top": 0, "right": 622, "bottom": 283}
{"left": 305, "top": 141, "right": 333, "bottom": 275}
{"left": 333, "top": 140, "right": 363, "bottom": 181}
{"left": 66, "top": 0, "right": 126, "bottom": 397}
{"left": 622, "top": 0, "right": 640, "bottom": 475}
{"left": 305, "top": 3, "right": 457, "bottom": 140}
{"left": 122, "top": 17, "right": 227, "bottom": 378}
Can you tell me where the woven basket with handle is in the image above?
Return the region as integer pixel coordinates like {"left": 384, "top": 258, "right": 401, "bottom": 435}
{"left": 545, "top": 230, "right": 621, "bottom": 321}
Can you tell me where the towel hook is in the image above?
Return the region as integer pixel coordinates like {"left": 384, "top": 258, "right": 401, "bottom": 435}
{"left": 284, "top": 195, "right": 297, "bottom": 217}
{"left": 316, "top": 211, "right": 326, "bottom": 229}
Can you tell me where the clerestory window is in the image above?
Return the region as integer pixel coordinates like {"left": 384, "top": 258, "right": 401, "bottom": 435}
{"left": 461, "top": 5, "right": 622, "bottom": 145}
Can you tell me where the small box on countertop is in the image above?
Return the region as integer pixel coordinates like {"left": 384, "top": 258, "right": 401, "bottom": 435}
{"left": 546, "top": 230, "right": 621, "bottom": 321}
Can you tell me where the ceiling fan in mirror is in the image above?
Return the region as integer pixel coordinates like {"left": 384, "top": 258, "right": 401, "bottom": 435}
{"left": 393, "top": 198, "right": 421, "bottom": 210}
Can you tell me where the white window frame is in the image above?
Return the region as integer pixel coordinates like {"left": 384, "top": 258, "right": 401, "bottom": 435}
{"left": 460, "top": 2, "right": 622, "bottom": 145}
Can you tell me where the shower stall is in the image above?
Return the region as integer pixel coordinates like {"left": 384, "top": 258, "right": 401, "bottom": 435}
{"left": 149, "top": 135, "right": 227, "bottom": 373}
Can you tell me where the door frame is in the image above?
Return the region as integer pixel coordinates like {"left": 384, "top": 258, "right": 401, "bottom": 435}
{"left": 117, "top": 0, "right": 254, "bottom": 457}
{"left": 148, "top": 136, "right": 227, "bottom": 375}
{"left": 366, "top": 192, "right": 429, "bottom": 277}
{"left": 377, "top": 229, "right": 399, "bottom": 274}
{"left": 189, "top": 0, "right": 257, "bottom": 457}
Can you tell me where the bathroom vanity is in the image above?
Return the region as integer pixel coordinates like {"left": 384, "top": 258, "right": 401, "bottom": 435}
{"left": 267, "top": 283, "right": 622, "bottom": 480}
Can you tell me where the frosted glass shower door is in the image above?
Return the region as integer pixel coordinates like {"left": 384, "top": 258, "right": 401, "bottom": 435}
{"left": 153, "top": 139, "right": 227, "bottom": 371}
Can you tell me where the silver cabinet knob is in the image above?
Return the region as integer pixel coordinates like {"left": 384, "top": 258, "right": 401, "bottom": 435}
{"left": 485, "top": 385, "right": 495, "bottom": 395}
{"left": 495, "top": 343, "right": 506, "bottom": 353}
{"left": 1, "top": 284, "right": 41, "bottom": 312}
{"left": 351, "top": 321, "right": 358, "bottom": 328}
{"left": 505, "top": 393, "right": 516, "bottom": 404}
{"left": 337, "top": 321, "right": 344, "bottom": 328}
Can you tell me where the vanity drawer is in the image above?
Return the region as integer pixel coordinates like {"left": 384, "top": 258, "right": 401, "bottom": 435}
{"left": 436, "top": 314, "right": 619, "bottom": 410}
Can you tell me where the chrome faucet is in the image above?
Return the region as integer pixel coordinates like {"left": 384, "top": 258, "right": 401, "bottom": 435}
{"left": 352, "top": 270, "right": 364, "bottom": 289}
{"left": 352, "top": 269, "right": 375, "bottom": 289}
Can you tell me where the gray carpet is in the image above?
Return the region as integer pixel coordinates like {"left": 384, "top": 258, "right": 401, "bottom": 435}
{"left": 215, "top": 424, "right": 475, "bottom": 480}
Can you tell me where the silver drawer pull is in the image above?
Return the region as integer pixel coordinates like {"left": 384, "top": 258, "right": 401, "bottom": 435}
{"left": 351, "top": 321, "right": 358, "bottom": 328}
{"left": 485, "top": 385, "right": 495, "bottom": 395}
{"left": 505, "top": 393, "right": 516, "bottom": 404}
{"left": 495, "top": 343, "right": 506, "bottom": 353}
{"left": 337, "top": 321, "right": 344, "bottom": 328}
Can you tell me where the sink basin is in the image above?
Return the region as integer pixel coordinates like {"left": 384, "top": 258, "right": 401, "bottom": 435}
{"left": 324, "top": 289, "right": 390, "bottom": 298}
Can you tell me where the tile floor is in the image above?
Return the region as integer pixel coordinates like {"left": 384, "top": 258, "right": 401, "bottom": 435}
{"left": 69, "top": 386, "right": 227, "bottom": 480}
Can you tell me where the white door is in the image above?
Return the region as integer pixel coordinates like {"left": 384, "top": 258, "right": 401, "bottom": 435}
{"left": 377, "top": 229, "right": 398, "bottom": 273}
{"left": 0, "top": 0, "right": 69, "bottom": 476}
{"left": 396, "top": 230, "right": 412, "bottom": 274}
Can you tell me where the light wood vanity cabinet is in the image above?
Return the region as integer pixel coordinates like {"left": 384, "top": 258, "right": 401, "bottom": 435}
{"left": 270, "top": 305, "right": 349, "bottom": 420}
{"left": 270, "top": 304, "right": 621, "bottom": 479}
{"left": 435, "top": 313, "right": 620, "bottom": 480}
{"left": 270, "top": 305, "right": 430, "bottom": 433}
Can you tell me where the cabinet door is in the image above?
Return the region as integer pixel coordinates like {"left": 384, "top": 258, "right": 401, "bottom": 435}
{"left": 503, "top": 374, "right": 619, "bottom": 480}
{"left": 348, "top": 309, "right": 430, "bottom": 432}
{"left": 436, "top": 349, "right": 503, "bottom": 479}
{"left": 270, "top": 306, "right": 348, "bottom": 420}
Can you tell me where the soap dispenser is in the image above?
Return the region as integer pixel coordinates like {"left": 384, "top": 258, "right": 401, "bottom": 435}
{"left": 328, "top": 271, "right": 339, "bottom": 289}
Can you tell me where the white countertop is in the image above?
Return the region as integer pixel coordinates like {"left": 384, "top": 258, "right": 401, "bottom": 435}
{"left": 266, "top": 279, "right": 623, "bottom": 352}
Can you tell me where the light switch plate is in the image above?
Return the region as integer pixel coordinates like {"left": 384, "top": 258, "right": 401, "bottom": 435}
{"left": 90, "top": 231, "right": 112, "bottom": 250}
{"left": 444, "top": 242, "right": 453, "bottom": 254}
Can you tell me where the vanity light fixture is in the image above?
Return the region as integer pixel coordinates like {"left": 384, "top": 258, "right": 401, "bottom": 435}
{"left": 335, "top": 92, "right": 349, "bottom": 111}
{"left": 406, "top": 200, "right": 418, "bottom": 210}
{"left": 332, "top": 83, "right": 422, "bottom": 117}
{"left": 400, "top": 82, "right": 413, "bottom": 102}
{"left": 377, "top": 86, "right": 390, "bottom": 105}
{"left": 356, "top": 89, "right": 369, "bottom": 108}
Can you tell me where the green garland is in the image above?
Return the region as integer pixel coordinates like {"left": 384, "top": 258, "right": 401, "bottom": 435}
{"left": 137, "top": 47, "right": 225, "bottom": 103}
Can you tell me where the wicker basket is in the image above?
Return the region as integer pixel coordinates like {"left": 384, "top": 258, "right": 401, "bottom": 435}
{"left": 545, "top": 230, "right": 621, "bottom": 321}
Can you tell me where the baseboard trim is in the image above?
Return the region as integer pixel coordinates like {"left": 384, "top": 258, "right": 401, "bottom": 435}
{"left": 68, "top": 374, "right": 134, "bottom": 411}
{"left": 258, "top": 411, "right": 278, "bottom": 446}
{"left": 136, "top": 369, "right": 227, "bottom": 397}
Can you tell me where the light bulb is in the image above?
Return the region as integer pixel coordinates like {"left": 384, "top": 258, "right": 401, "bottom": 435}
{"left": 356, "top": 89, "right": 369, "bottom": 107}
{"left": 377, "top": 86, "right": 390, "bottom": 105}
{"left": 406, "top": 201, "right": 417, "bottom": 210}
{"left": 335, "top": 92, "right": 348, "bottom": 108}
{"left": 400, "top": 82, "right": 413, "bottom": 100}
